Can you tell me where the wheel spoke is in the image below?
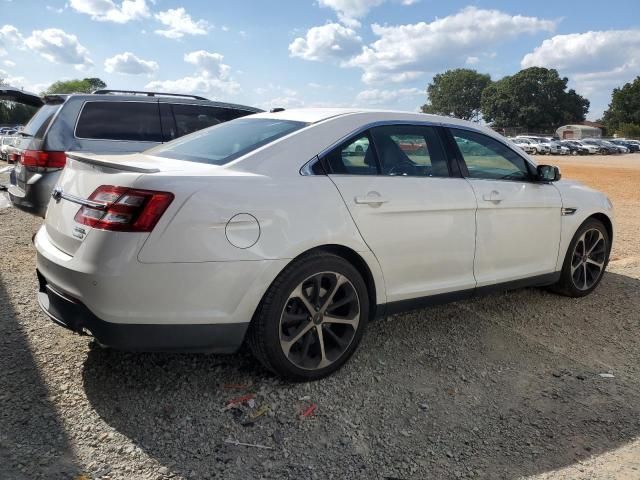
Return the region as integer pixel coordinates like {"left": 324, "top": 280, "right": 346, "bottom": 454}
{"left": 315, "top": 325, "right": 330, "bottom": 368}
{"left": 324, "top": 313, "right": 359, "bottom": 327}
{"left": 320, "top": 274, "right": 346, "bottom": 313}
{"left": 586, "top": 231, "right": 604, "bottom": 255}
{"left": 291, "top": 284, "right": 316, "bottom": 315}
{"left": 582, "top": 263, "right": 588, "bottom": 290}
{"left": 586, "top": 258, "right": 604, "bottom": 269}
{"left": 325, "top": 290, "right": 355, "bottom": 313}
{"left": 281, "top": 321, "right": 314, "bottom": 357}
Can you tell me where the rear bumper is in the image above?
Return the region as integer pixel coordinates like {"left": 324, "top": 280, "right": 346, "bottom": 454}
{"left": 8, "top": 168, "right": 59, "bottom": 218}
{"left": 37, "top": 270, "right": 249, "bottom": 353}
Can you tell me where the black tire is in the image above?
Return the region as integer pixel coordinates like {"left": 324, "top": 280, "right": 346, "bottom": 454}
{"left": 550, "top": 218, "right": 610, "bottom": 297}
{"left": 247, "top": 252, "right": 369, "bottom": 381}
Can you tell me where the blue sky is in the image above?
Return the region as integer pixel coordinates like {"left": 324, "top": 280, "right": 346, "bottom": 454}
{"left": 1, "top": 0, "right": 639, "bottom": 119}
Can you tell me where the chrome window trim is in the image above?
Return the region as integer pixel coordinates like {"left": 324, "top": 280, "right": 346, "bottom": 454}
{"left": 300, "top": 119, "right": 537, "bottom": 177}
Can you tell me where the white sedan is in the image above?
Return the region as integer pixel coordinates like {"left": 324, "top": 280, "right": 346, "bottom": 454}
{"left": 35, "top": 109, "right": 614, "bottom": 380}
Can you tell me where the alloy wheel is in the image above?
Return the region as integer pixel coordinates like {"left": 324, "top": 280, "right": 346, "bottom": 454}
{"left": 279, "top": 272, "right": 360, "bottom": 370}
{"left": 571, "top": 228, "right": 607, "bottom": 290}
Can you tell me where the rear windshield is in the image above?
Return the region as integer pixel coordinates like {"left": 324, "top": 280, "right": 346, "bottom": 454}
{"left": 76, "top": 101, "right": 163, "bottom": 142}
{"left": 22, "top": 103, "right": 61, "bottom": 139}
{"left": 148, "top": 118, "right": 306, "bottom": 165}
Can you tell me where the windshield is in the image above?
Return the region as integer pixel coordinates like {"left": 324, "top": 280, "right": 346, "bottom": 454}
{"left": 22, "top": 103, "right": 61, "bottom": 139}
{"left": 148, "top": 118, "right": 307, "bottom": 165}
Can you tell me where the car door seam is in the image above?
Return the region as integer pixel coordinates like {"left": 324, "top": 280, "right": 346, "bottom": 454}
{"left": 325, "top": 174, "right": 388, "bottom": 303}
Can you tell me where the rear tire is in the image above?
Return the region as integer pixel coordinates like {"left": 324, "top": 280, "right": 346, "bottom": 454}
{"left": 247, "top": 252, "right": 369, "bottom": 381}
{"left": 550, "top": 218, "right": 610, "bottom": 297}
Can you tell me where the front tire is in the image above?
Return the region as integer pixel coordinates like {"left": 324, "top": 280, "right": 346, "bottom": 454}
{"left": 248, "top": 252, "right": 369, "bottom": 381}
{"left": 550, "top": 218, "right": 610, "bottom": 297}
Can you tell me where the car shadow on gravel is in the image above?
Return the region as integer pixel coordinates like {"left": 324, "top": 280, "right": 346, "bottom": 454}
{"left": 81, "top": 271, "right": 640, "bottom": 479}
{"left": 0, "top": 277, "right": 80, "bottom": 478}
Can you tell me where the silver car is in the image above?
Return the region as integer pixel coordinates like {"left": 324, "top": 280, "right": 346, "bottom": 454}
{"left": 1, "top": 88, "right": 262, "bottom": 217}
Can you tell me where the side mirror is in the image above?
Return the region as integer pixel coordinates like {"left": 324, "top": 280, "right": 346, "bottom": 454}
{"left": 537, "top": 164, "right": 561, "bottom": 182}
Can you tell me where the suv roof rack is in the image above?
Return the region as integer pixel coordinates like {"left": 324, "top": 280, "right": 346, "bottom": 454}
{"left": 91, "top": 89, "right": 209, "bottom": 101}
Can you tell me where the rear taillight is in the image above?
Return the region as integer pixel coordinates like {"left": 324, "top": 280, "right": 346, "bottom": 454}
{"left": 20, "top": 150, "right": 66, "bottom": 168}
{"left": 74, "top": 185, "right": 174, "bottom": 232}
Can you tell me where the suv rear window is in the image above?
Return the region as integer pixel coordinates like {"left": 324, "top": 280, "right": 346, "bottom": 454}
{"left": 148, "top": 118, "right": 306, "bottom": 165}
{"left": 75, "top": 101, "right": 162, "bottom": 142}
{"left": 22, "top": 103, "right": 61, "bottom": 139}
{"left": 171, "top": 104, "right": 251, "bottom": 138}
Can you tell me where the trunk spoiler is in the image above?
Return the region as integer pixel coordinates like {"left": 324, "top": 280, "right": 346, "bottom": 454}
{"left": 65, "top": 152, "right": 161, "bottom": 174}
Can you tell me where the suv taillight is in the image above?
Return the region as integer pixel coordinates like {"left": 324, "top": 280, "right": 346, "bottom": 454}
{"left": 20, "top": 150, "right": 66, "bottom": 168}
{"left": 74, "top": 185, "right": 174, "bottom": 232}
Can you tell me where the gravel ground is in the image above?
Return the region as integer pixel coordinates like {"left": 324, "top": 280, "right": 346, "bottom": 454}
{"left": 1, "top": 155, "right": 640, "bottom": 480}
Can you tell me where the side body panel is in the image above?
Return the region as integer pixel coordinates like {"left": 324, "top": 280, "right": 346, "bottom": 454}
{"left": 329, "top": 176, "right": 477, "bottom": 302}
{"left": 467, "top": 179, "right": 563, "bottom": 286}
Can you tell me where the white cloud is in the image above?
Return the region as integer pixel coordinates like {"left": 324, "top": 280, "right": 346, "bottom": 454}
{"left": 289, "top": 23, "right": 362, "bottom": 61}
{"left": 154, "top": 8, "right": 209, "bottom": 39}
{"left": 69, "top": 0, "right": 149, "bottom": 23}
{"left": 521, "top": 29, "right": 640, "bottom": 76}
{"left": 146, "top": 50, "right": 239, "bottom": 98}
{"left": 0, "top": 25, "right": 22, "bottom": 56}
{"left": 317, "top": 0, "right": 416, "bottom": 27}
{"left": 46, "top": 4, "right": 65, "bottom": 13}
{"left": 318, "top": 0, "right": 384, "bottom": 27}
{"left": 3, "top": 59, "right": 16, "bottom": 67}
{"left": 184, "top": 50, "right": 229, "bottom": 78}
{"left": 521, "top": 29, "right": 640, "bottom": 118}
{"left": 104, "top": 51, "right": 158, "bottom": 75}
{"left": 355, "top": 87, "right": 422, "bottom": 106}
{"left": 347, "top": 6, "right": 556, "bottom": 84}
{"left": 25, "top": 28, "right": 92, "bottom": 67}
{"left": 465, "top": 56, "right": 479, "bottom": 65}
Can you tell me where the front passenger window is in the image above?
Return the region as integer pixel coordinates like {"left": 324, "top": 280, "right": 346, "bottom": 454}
{"left": 450, "top": 128, "right": 531, "bottom": 181}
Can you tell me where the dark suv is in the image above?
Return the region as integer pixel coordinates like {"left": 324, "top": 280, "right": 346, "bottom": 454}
{"left": 3, "top": 89, "right": 261, "bottom": 217}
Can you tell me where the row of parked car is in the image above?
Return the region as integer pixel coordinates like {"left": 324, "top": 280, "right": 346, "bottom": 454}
{"left": 510, "top": 135, "right": 640, "bottom": 156}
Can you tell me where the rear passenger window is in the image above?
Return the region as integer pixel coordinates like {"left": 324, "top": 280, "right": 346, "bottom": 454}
{"left": 324, "top": 134, "right": 379, "bottom": 175}
{"left": 170, "top": 104, "right": 249, "bottom": 138}
{"left": 75, "top": 102, "right": 162, "bottom": 142}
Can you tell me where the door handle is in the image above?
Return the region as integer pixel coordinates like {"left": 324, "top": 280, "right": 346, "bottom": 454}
{"left": 482, "top": 190, "right": 503, "bottom": 202}
{"left": 354, "top": 194, "right": 389, "bottom": 205}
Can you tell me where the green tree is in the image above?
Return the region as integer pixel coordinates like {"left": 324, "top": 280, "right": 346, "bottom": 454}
{"left": 615, "top": 122, "right": 640, "bottom": 139}
{"left": 481, "top": 67, "right": 589, "bottom": 130}
{"left": 44, "top": 77, "right": 107, "bottom": 94}
{"left": 602, "top": 76, "right": 640, "bottom": 132}
{"left": 421, "top": 69, "right": 492, "bottom": 121}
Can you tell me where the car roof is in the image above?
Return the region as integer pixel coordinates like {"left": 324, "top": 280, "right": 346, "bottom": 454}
{"left": 251, "top": 107, "right": 488, "bottom": 129}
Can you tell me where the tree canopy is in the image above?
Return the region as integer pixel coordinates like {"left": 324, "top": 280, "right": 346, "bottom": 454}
{"left": 480, "top": 67, "right": 589, "bottom": 130}
{"left": 44, "top": 77, "right": 107, "bottom": 95}
{"left": 602, "top": 76, "right": 640, "bottom": 133}
{"left": 421, "top": 69, "right": 491, "bottom": 121}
